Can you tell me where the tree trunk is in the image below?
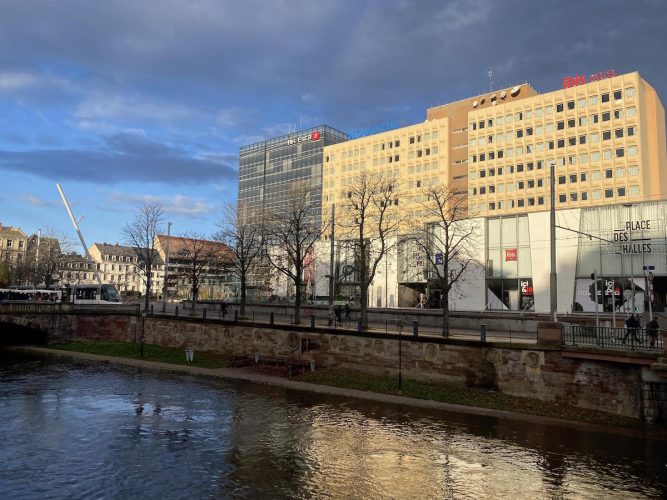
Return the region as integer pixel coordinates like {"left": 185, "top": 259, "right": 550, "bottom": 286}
{"left": 442, "top": 288, "right": 450, "bottom": 337}
{"left": 240, "top": 272, "right": 247, "bottom": 316}
{"left": 294, "top": 270, "right": 302, "bottom": 325}
{"left": 360, "top": 281, "right": 368, "bottom": 331}
{"left": 144, "top": 273, "right": 151, "bottom": 312}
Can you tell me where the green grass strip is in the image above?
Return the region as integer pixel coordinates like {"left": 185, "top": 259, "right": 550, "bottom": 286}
{"left": 294, "top": 369, "right": 641, "bottom": 428}
{"left": 46, "top": 341, "right": 228, "bottom": 369}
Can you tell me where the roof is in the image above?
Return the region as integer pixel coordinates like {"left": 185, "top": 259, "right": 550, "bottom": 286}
{"left": 155, "top": 234, "right": 233, "bottom": 261}
{"left": 92, "top": 242, "right": 137, "bottom": 257}
{"left": 0, "top": 224, "right": 28, "bottom": 239}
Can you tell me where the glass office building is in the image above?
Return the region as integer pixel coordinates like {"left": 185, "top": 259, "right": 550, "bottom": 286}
{"left": 238, "top": 125, "right": 348, "bottom": 227}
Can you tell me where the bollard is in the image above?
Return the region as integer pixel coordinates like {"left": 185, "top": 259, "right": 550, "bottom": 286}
{"left": 203, "top": 308, "right": 207, "bottom": 320}
{"left": 270, "top": 312, "right": 274, "bottom": 326}
{"left": 480, "top": 323, "right": 487, "bottom": 342}
{"left": 175, "top": 306, "right": 179, "bottom": 318}
{"left": 254, "top": 351, "right": 259, "bottom": 363}
{"left": 413, "top": 320, "right": 419, "bottom": 337}
{"left": 310, "top": 314, "right": 315, "bottom": 329}
{"left": 234, "top": 310, "right": 238, "bottom": 322}
{"left": 185, "top": 348, "right": 194, "bottom": 364}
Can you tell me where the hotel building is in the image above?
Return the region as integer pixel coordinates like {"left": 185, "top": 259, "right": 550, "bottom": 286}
{"left": 318, "top": 71, "right": 667, "bottom": 314}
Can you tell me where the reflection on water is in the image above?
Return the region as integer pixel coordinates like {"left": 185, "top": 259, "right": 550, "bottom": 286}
{"left": 0, "top": 351, "right": 665, "bottom": 499}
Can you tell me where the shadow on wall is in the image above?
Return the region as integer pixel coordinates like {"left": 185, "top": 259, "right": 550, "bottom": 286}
{"left": 0, "top": 322, "right": 49, "bottom": 346}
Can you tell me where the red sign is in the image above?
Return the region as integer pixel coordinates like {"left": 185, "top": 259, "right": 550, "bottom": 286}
{"left": 505, "top": 249, "right": 517, "bottom": 261}
{"left": 563, "top": 70, "right": 616, "bottom": 89}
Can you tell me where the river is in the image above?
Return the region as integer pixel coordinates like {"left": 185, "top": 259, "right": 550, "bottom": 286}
{"left": 0, "top": 350, "right": 665, "bottom": 499}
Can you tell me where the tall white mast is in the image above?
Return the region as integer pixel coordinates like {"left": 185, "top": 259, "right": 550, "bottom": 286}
{"left": 56, "top": 183, "right": 102, "bottom": 285}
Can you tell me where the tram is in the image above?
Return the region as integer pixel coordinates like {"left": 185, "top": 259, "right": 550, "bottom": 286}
{"left": 0, "top": 284, "right": 121, "bottom": 305}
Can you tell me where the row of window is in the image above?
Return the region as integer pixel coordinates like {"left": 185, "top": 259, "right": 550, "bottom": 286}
{"left": 472, "top": 165, "right": 640, "bottom": 184}
{"left": 471, "top": 144, "right": 638, "bottom": 164}
{"left": 471, "top": 186, "right": 641, "bottom": 212}
{"left": 469, "top": 87, "right": 636, "bottom": 130}
{"left": 471, "top": 122, "right": 637, "bottom": 148}
{"left": 4, "top": 239, "right": 25, "bottom": 248}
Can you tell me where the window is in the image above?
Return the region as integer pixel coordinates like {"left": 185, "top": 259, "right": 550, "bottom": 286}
{"left": 517, "top": 181, "right": 524, "bottom": 189}
{"left": 528, "top": 180, "right": 535, "bottom": 188}
{"left": 592, "top": 171, "right": 601, "bottom": 180}
{"left": 567, "top": 101, "right": 575, "bottom": 110}
{"left": 570, "top": 193, "right": 578, "bottom": 201}
{"left": 605, "top": 189, "right": 613, "bottom": 198}
{"left": 616, "top": 148, "right": 624, "bottom": 158}
{"left": 589, "top": 95, "right": 598, "bottom": 106}
{"left": 559, "top": 194, "right": 566, "bottom": 203}
{"left": 569, "top": 137, "right": 576, "bottom": 146}
{"left": 627, "top": 126, "right": 636, "bottom": 136}
{"left": 568, "top": 155, "right": 576, "bottom": 165}
{"left": 516, "top": 129, "right": 523, "bottom": 138}
{"left": 488, "top": 118, "right": 493, "bottom": 127}
{"left": 6, "top": 239, "right": 12, "bottom": 248}
{"left": 517, "top": 199, "right": 524, "bottom": 207}
{"left": 590, "top": 114, "right": 599, "bottom": 123}
{"left": 602, "top": 93, "right": 609, "bottom": 103}
{"left": 616, "top": 167, "right": 625, "bottom": 177}
{"left": 537, "top": 160, "right": 544, "bottom": 170}
{"left": 614, "top": 109, "right": 623, "bottom": 119}
{"left": 489, "top": 185, "right": 495, "bottom": 194}
{"left": 526, "top": 127, "right": 533, "bottom": 136}
{"left": 558, "top": 175, "right": 566, "bottom": 184}
{"left": 577, "top": 98, "right": 586, "bottom": 109}
{"left": 538, "top": 197, "right": 545, "bottom": 205}
{"left": 603, "top": 150, "right": 612, "bottom": 160}
{"left": 581, "top": 192, "right": 588, "bottom": 201}
{"left": 580, "top": 172, "right": 587, "bottom": 181}
{"left": 614, "top": 90, "right": 622, "bottom": 100}
{"left": 625, "top": 87, "right": 635, "bottom": 97}
{"left": 615, "top": 128, "right": 624, "bottom": 138}
{"left": 395, "top": 140, "right": 400, "bottom": 147}
{"left": 628, "top": 145, "right": 638, "bottom": 156}
{"left": 629, "top": 165, "right": 639, "bottom": 176}
{"left": 579, "top": 135, "right": 586, "bottom": 145}
{"left": 556, "top": 103, "right": 564, "bottom": 112}
{"left": 578, "top": 116, "right": 587, "bottom": 126}
{"left": 546, "top": 123, "right": 554, "bottom": 133}
{"left": 517, "top": 163, "right": 524, "bottom": 172}
{"left": 557, "top": 139, "right": 565, "bottom": 148}
{"left": 602, "top": 112, "right": 610, "bottom": 122}
{"left": 410, "top": 136, "right": 415, "bottom": 143}
{"left": 605, "top": 169, "right": 613, "bottom": 179}
{"left": 590, "top": 132, "right": 599, "bottom": 143}
{"left": 480, "top": 170, "right": 486, "bottom": 178}
{"left": 527, "top": 162, "right": 534, "bottom": 171}
{"left": 516, "top": 111, "right": 523, "bottom": 120}
{"left": 489, "top": 168, "right": 495, "bottom": 176}
{"left": 627, "top": 106, "right": 637, "bottom": 117}
{"left": 567, "top": 119, "right": 576, "bottom": 128}
{"left": 537, "top": 179, "right": 544, "bottom": 187}
{"left": 592, "top": 190, "right": 601, "bottom": 200}
{"left": 570, "top": 174, "right": 577, "bottom": 183}
{"left": 630, "top": 186, "right": 640, "bottom": 196}
{"left": 603, "top": 131, "right": 611, "bottom": 141}
{"left": 479, "top": 121, "right": 485, "bottom": 129}
{"left": 498, "top": 150, "right": 504, "bottom": 159}
{"left": 557, "top": 121, "right": 564, "bottom": 130}
{"left": 480, "top": 186, "right": 486, "bottom": 194}
{"left": 591, "top": 151, "right": 600, "bottom": 161}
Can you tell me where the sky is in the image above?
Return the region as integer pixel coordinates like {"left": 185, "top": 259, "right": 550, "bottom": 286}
{"left": 1, "top": 0, "right": 666, "bottom": 249}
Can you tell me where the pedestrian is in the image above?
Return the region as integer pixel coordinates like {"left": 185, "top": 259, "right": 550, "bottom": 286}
{"left": 646, "top": 316, "right": 659, "bottom": 348}
{"left": 220, "top": 301, "right": 227, "bottom": 318}
{"left": 344, "top": 303, "right": 351, "bottom": 322}
{"left": 335, "top": 305, "right": 343, "bottom": 326}
{"left": 623, "top": 314, "right": 640, "bottom": 343}
{"left": 328, "top": 305, "right": 334, "bottom": 326}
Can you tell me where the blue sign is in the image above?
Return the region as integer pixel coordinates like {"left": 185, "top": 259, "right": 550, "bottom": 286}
{"left": 643, "top": 265, "right": 655, "bottom": 271}
{"left": 435, "top": 253, "right": 443, "bottom": 265}
{"left": 349, "top": 120, "right": 399, "bottom": 139}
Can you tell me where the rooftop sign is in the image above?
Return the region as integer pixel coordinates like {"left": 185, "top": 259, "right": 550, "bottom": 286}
{"left": 287, "top": 130, "right": 321, "bottom": 146}
{"left": 349, "top": 120, "right": 399, "bottom": 140}
{"left": 563, "top": 69, "right": 616, "bottom": 89}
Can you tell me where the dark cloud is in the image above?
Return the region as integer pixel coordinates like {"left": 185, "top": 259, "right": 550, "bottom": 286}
{"left": 0, "top": 132, "right": 237, "bottom": 184}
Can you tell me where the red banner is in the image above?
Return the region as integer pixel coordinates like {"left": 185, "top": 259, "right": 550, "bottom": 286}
{"left": 505, "top": 249, "right": 517, "bottom": 261}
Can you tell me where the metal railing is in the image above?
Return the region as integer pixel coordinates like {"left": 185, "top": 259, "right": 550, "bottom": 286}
{"left": 0, "top": 302, "right": 140, "bottom": 315}
{"left": 562, "top": 324, "right": 663, "bottom": 352}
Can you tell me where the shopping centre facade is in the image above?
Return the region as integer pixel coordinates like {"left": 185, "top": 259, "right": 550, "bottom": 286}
{"left": 240, "top": 71, "right": 667, "bottom": 314}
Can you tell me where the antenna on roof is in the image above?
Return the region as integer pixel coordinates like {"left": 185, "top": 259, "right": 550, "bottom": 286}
{"left": 488, "top": 67, "right": 494, "bottom": 92}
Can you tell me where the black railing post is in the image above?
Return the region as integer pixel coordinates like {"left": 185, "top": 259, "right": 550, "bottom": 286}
{"left": 413, "top": 320, "right": 419, "bottom": 337}
{"left": 270, "top": 312, "right": 274, "bottom": 326}
{"left": 234, "top": 309, "right": 238, "bottom": 322}
{"left": 150, "top": 304, "right": 154, "bottom": 315}
{"left": 175, "top": 306, "right": 179, "bottom": 318}
{"left": 310, "top": 314, "right": 315, "bottom": 329}
{"left": 480, "top": 323, "right": 486, "bottom": 342}
{"left": 203, "top": 308, "right": 207, "bottom": 320}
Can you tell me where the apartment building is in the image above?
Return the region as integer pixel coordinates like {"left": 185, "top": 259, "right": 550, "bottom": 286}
{"left": 0, "top": 223, "right": 28, "bottom": 265}
{"left": 88, "top": 243, "right": 165, "bottom": 296}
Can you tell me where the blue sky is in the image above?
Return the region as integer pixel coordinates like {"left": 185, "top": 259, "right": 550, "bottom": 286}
{"left": 1, "top": 0, "right": 666, "bottom": 247}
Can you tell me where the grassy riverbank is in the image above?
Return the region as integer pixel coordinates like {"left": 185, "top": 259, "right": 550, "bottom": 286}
{"left": 294, "top": 369, "right": 641, "bottom": 428}
{"left": 46, "top": 341, "right": 229, "bottom": 369}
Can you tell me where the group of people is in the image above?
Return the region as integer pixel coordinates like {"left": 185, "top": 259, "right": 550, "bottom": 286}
{"left": 623, "top": 314, "right": 660, "bottom": 347}
{"left": 329, "top": 303, "right": 352, "bottom": 326}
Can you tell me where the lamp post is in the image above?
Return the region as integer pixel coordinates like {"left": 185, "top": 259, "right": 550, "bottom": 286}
{"left": 34, "top": 228, "right": 42, "bottom": 288}
{"left": 549, "top": 160, "right": 557, "bottom": 322}
{"left": 163, "top": 222, "right": 172, "bottom": 306}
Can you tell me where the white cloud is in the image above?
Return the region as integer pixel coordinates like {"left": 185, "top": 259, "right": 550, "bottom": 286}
{"left": 0, "top": 71, "right": 38, "bottom": 91}
{"left": 107, "top": 192, "right": 217, "bottom": 217}
{"left": 75, "top": 92, "right": 198, "bottom": 124}
{"left": 22, "top": 194, "right": 59, "bottom": 208}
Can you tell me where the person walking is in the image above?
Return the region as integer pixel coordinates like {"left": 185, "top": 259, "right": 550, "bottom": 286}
{"left": 335, "top": 305, "right": 343, "bottom": 326}
{"left": 623, "top": 314, "right": 640, "bottom": 343}
{"left": 220, "top": 301, "right": 227, "bottom": 319}
{"left": 646, "top": 316, "right": 659, "bottom": 348}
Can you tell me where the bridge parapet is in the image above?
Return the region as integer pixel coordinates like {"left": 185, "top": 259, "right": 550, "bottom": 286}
{"left": 0, "top": 303, "right": 140, "bottom": 315}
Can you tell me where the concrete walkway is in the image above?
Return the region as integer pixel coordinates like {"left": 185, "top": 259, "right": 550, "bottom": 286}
{"left": 11, "top": 346, "right": 664, "bottom": 440}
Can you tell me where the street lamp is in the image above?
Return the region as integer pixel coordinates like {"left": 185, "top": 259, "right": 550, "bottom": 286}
{"left": 34, "top": 228, "right": 42, "bottom": 288}
{"left": 549, "top": 160, "right": 557, "bottom": 322}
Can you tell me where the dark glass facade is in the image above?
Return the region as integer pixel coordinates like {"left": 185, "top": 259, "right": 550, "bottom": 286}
{"left": 238, "top": 125, "right": 348, "bottom": 227}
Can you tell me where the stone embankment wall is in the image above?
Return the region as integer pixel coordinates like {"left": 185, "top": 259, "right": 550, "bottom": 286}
{"left": 141, "top": 317, "right": 642, "bottom": 418}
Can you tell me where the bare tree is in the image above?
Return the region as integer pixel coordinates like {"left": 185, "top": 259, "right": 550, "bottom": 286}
{"left": 214, "top": 202, "right": 264, "bottom": 317}
{"left": 123, "top": 203, "right": 165, "bottom": 312}
{"left": 264, "top": 187, "right": 327, "bottom": 324}
{"left": 409, "top": 184, "right": 481, "bottom": 336}
{"left": 338, "top": 170, "right": 401, "bottom": 330}
{"left": 29, "top": 228, "right": 74, "bottom": 288}
{"left": 175, "top": 232, "right": 227, "bottom": 305}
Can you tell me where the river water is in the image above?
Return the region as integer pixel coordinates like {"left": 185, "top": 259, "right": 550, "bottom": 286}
{"left": 0, "top": 351, "right": 665, "bottom": 499}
